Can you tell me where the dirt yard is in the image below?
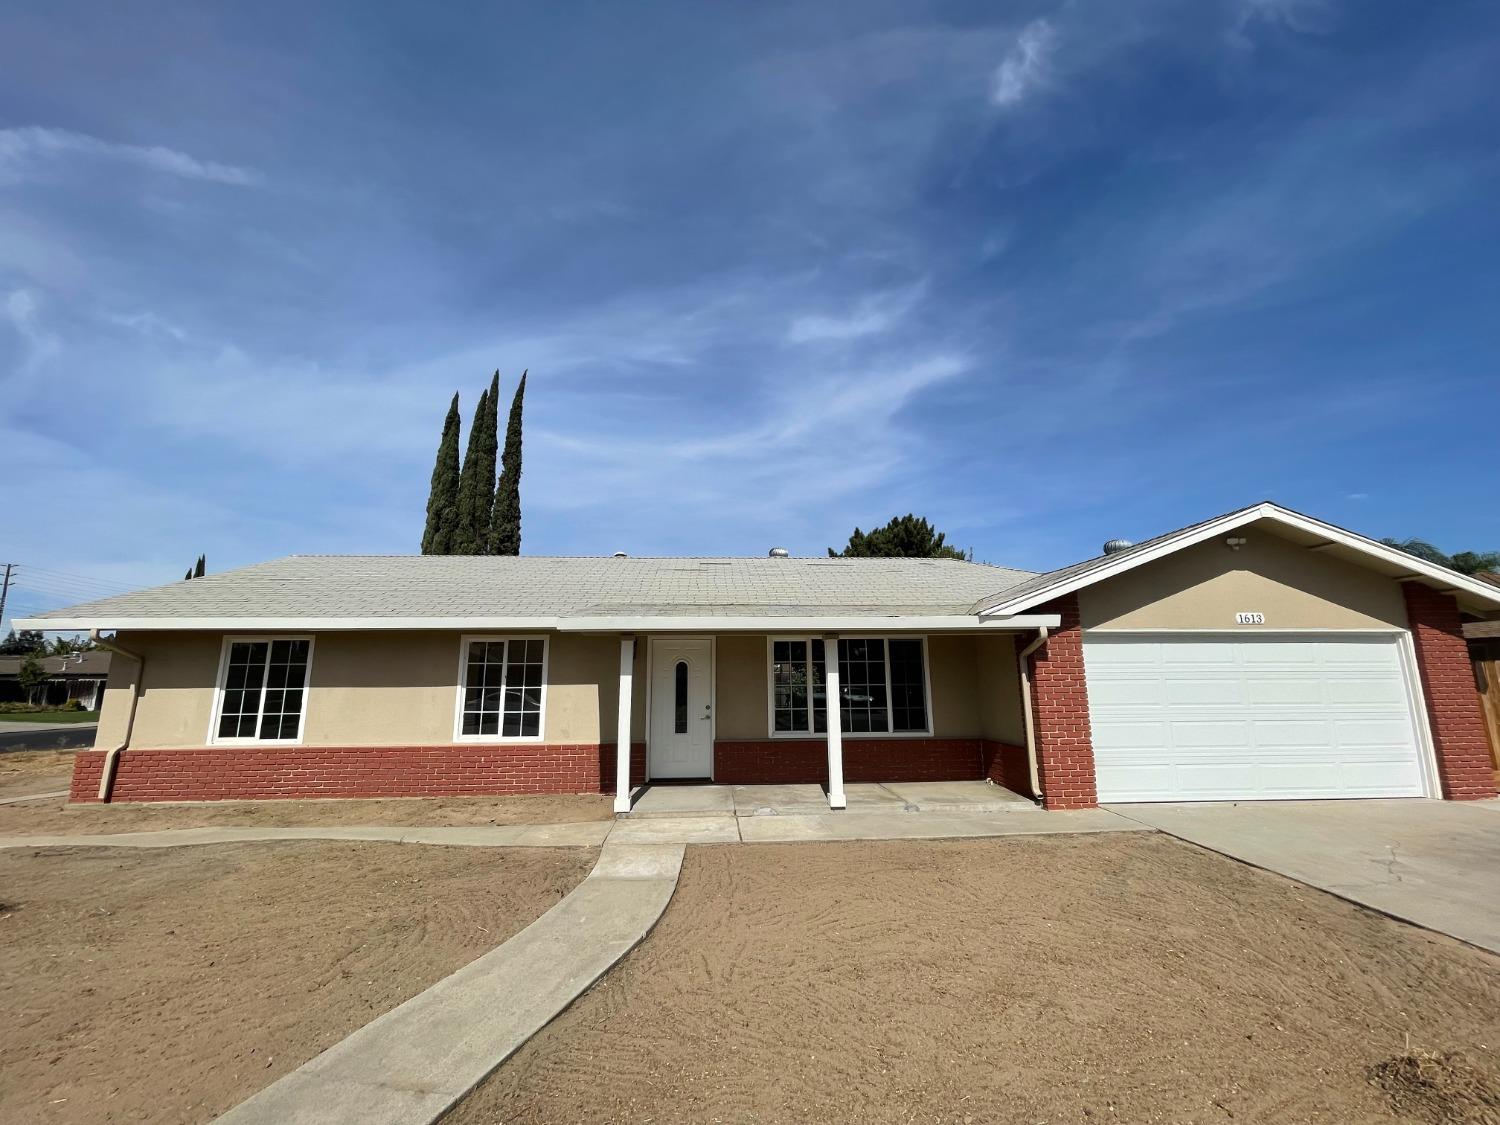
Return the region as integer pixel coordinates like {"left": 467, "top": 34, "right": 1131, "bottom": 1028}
{"left": 0, "top": 840, "right": 596, "bottom": 1124}
{"left": 451, "top": 833, "right": 1500, "bottom": 1125}
{"left": 0, "top": 779, "right": 611, "bottom": 836}
{"left": 0, "top": 749, "right": 77, "bottom": 799}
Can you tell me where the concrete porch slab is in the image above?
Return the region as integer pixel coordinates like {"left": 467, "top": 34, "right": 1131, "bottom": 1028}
{"left": 629, "top": 784, "right": 735, "bottom": 818}
{"left": 842, "top": 783, "right": 910, "bottom": 810}
{"left": 881, "top": 780, "right": 1039, "bottom": 813}
{"left": 732, "top": 783, "right": 828, "bottom": 816}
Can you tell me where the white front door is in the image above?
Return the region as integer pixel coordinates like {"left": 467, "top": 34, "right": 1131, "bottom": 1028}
{"left": 649, "top": 638, "right": 713, "bottom": 779}
{"left": 1084, "top": 634, "right": 1427, "bottom": 802}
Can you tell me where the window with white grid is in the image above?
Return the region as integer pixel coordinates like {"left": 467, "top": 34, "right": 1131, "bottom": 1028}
{"left": 457, "top": 637, "right": 547, "bottom": 740}
{"left": 213, "top": 637, "right": 312, "bottom": 742}
{"left": 768, "top": 637, "right": 928, "bottom": 736}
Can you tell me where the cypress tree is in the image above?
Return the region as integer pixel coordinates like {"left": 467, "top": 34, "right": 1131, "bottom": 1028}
{"left": 452, "top": 376, "right": 499, "bottom": 554}
{"left": 421, "top": 393, "right": 463, "bottom": 554}
{"left": 194, "top": 554, "right": 206, "bottom": 578}
{"left": 489, "top": 369, "right": 526, "bottom": 555}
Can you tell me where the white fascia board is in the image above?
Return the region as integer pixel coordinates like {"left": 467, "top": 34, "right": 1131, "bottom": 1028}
{"left": 555, "top": 614, "right": 1060, "bottom": 633}
{"left": 979, "top": 502, "right": 1500, "bottom": 616}
{"left": 15, "top": 613, "right": 1061, "bottom": 634}
{"left": 14, "top": 616, "right": 565, "bottom": 633}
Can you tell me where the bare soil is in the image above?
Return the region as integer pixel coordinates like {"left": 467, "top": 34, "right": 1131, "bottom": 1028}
{"left": 0, "top": 840, "right": 596, "bottom": 1124}
{"left": 451, "top": 833, "right": 1500, "bottom": 1125}
{"left": 0, "top": 787, "right": 611, "bottom": 835}
{"left": 0, "top": 749, "right": 76, "bottom": 799}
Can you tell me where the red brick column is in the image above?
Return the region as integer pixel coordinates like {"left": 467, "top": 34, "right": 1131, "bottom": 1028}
{"left": 1024, "top": 595, "right": 1098, "bottom": 809}
{"left": 1402, "top": 583, "right": 1498, "bottom": 800}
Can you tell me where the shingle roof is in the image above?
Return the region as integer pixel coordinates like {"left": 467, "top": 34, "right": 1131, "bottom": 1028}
{"left": 966, "top": 510, "right": 1241, "bottom": 614}
{"left": 21, "top": 555, "right": 1041, "bottom": 624}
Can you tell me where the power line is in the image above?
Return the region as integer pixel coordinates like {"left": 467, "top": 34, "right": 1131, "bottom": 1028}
{"left": 18, "top": 565, "right": 137, "bottom": 593}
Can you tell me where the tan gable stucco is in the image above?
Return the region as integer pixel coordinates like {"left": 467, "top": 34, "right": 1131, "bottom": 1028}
{"left": 1078, "top": 531, "right": 1409, "bottom": 632}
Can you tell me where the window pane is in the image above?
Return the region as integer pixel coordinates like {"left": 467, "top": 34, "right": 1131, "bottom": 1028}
{"left": 811, "top": 640, "right": 827, "bottom": 734}
{"left": 674, "top": 660, "right": 688, "bottom": 734}
{"left": 219, "top": 642, "right": 267, "bottom": 739}
{"left": 888, "top": 639, "right": 927, "bottom": 732}
{"left": 771, "top": 640, "right": 810, "bottom": 733}
{"left": 838, "top": 638, "right": 887, "bottom": 734}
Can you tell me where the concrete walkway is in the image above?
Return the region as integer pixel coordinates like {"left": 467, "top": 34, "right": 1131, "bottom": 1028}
{"left": 1113, "top": 799, "right": 1500, "bottom": 955}
{"left": 0, "top": 822, "right": 612, "bottom": 850}
{"left": 214, "top": 840, "right": 684, "bottom": 1125}
{"left": 0, "top": 806, "right": 1144, "bottom": 852}
{"left": 0, "top": 788, "right": 69, "bottom": 806}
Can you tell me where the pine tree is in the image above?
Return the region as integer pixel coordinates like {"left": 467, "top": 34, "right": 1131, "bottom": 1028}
{"left": 194, "top": 554, "right": 206, "bottom": 578}
{"left": 489, "top": 369, "right": 526, "bottom": 556}
{"left": 421, "top": 393, "right": 463, "bottom": 554}
{"left": 828, "top": 514, "right": 970, "bottom": 560}
{"left": 452, "top": 376, "right": 499, "bottom": 554}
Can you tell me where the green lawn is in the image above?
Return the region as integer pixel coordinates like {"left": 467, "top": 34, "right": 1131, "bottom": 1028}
{"left": 0, "top": 710, "right": 100, "bottom": 724}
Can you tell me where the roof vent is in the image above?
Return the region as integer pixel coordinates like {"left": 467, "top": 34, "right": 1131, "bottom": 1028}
{"left": 768, "top": 547, "right": 790, "bottom": 558}
{"left": 1102, "top": 538, "right": 1134, "bottom": 555}
{"left": 612, "top": 551, "right": 628, "bottom": 558}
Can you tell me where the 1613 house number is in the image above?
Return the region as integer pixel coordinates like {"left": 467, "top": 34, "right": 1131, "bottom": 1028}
{"left": 1235, "top": 612, "right": 1266, "bottom": 625}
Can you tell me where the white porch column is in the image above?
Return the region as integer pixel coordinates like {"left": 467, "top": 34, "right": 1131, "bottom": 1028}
{"left": 822, "top": 634, "right": 846, "bottom": 809}
{"left": 613, "top": 636, "right": 636, "bottom": 814}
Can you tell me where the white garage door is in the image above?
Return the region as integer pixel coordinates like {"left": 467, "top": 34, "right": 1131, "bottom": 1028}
{"left": 1084, "top": 635, "right": 1427, "bottom": 802}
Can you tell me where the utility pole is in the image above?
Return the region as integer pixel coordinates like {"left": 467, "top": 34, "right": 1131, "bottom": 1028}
{"left": 0, "top": 563, "right": 13, "bottom": 632}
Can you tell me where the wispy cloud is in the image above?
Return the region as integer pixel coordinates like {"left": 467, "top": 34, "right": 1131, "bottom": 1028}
{"left": 0, "top": 126, "right": 259, "bottom": 186}
{"left": 991, "top": 19, "right": 1058, "bottom": 109}
{"left": 4, "top": 287, "right": 59, "bottom": 375}
{"left": 787, "top": 284, "right": 925, "bottom": 343}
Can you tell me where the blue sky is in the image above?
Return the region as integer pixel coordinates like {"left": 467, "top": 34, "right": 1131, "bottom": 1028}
{"left": 2, "top": 0, "right": 1498, "bottom": 624}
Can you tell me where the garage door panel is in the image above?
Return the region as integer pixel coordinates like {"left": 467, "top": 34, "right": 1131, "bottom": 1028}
{"left": 1245, "top": 678, "right": 1325, "bottom": 705}
{"left": 1084, "top": 635, "right": 1425, "bottom": 802}
{"left": 1165, "top": 678, "right": 1246, "bottom": 706}
{"left": 1087, "top": 678, "right": 1167, "bottom": 706}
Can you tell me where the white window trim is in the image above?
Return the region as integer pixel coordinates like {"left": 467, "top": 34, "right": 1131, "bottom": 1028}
{"left": 207, "top": 635, "right": 316, "bottom": 746}
{"left": 765, "top": 635, "right": 935, "bottom": 740}
{"left": 452, "top": 634, "right": 549, "bottom": 744}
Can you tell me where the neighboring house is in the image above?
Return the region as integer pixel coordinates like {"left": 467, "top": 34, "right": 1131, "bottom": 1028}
{"left": 17, "top": 502, "right": 1500, "bottom": 809}
{"left": 0, "top": 651, "right": 110, "bottom": 710}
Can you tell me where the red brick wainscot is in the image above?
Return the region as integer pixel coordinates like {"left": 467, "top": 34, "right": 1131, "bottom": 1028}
{"left": 982, "top": 739, "right": 1034, "bottom": 798}
{"left": 1402, "top": 582, "right": 1500, "bottom": 800}
{"left": 69, "top": 742, "right": 651, "bottom": 803}
{"left": 712, "top": 738, "right": 992, "bottom": 785}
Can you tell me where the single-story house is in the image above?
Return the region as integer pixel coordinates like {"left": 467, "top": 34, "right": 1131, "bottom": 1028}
{"left": 0, "top": 651, "right": 111, "bottom": 710}
{"left": 17, "top": 501, "right": 1500, "bottom": 810}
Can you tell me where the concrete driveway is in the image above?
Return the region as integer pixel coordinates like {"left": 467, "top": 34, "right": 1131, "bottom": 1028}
{"left": 1113, "top": 799, "right": 1500, "bottom": 954}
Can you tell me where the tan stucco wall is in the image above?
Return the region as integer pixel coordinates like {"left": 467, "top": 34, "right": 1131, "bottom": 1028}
{"left": 96, "top": 631, "right": 220, "bottom": 750}
{"left": 974, "top": 634, "right": 1025, "bottom": 745}
{"left": 714, "top": 635, "right": 767, "bottom": 739}
{"left": 97, "top": 630, "right": 646, "bottom": 750}
{"left": 94, "top": 628, "right": 996, "bottom": 751}
{"left": 1079, "top": 534, "right": 1409, "bottom": 632}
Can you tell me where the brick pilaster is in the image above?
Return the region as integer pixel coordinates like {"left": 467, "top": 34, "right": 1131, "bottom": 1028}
{"left": 1023, "top": 595, "right": 1098, "bottom": 809}
{"left": 1402, "top": 583, "right": 1498, "bottom": 800}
